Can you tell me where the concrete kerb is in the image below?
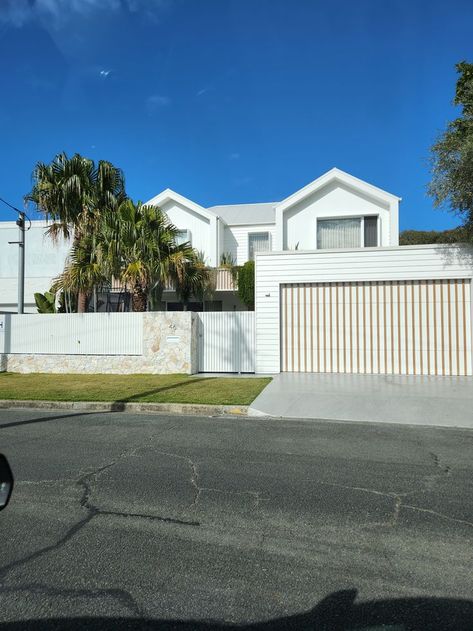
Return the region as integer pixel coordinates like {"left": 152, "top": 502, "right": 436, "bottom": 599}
{"left": 0, "top": 399, "right": 248, "bottom": 417}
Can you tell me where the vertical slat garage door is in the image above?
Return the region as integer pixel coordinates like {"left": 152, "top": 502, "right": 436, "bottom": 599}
{"left": 281, "top": 280, "right": 472, "bottom": 376}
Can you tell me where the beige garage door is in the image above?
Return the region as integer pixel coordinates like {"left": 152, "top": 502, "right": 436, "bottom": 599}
{"left": 281, "top": 280, "right": 472, "bottom": 376}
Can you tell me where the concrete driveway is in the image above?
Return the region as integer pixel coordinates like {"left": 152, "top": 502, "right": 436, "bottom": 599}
{"left": 249, "top": 373, "right": 473, "bottom": 428}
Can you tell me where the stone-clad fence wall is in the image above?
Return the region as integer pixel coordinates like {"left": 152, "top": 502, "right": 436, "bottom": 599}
{"left": 0, "top": 312, "right": 198, "bottom": 375}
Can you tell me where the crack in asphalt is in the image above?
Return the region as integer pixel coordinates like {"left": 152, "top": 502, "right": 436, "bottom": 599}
{"left": 0, "top": 583, "right": 146, "bottom": 617}
{"left": 401, "top": 504, "right": 473, "bottom": 529}
{"left": 189, "top": 457, "right": 201, "bottom": 510}
{"left": 305, "top": 480, "right": 473, "bottom": 530}
{"left": 151, "top": 449, "right": 269, "bottom": 511}
{"left": 196, "top": 487, "right": 269, "bottom": 509}
{"left": 99, "top": 509, "right": 199, "bottom": 526}
{"left": 0, "top": 424, "right": 193, "bottom": 590}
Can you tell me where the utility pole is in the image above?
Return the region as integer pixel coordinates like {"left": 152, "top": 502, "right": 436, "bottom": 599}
{"left": 2, "top": 197, "right": 28, "bottom": 315}
{"left": 7, "top": 211, "right": 26, "bottom": 314}
{"left": 17, "top": 212, "right": 25, "bottom": 314}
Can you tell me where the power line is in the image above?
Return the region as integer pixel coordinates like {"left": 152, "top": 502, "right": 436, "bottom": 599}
{"left": 1, "top": 195, "right": 30, "bottom": 314}
{"left": 0, "top": 196, "right": 32, "bottom": 230}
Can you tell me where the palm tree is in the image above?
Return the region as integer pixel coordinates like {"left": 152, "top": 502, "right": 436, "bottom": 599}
{"left": 51, "top": 233, "right": 109, "bottom": 305}
{"left": 172, "top": 250, "right": 212, "bottom": 310}
{"left": 102, "top": 199, "right": 197, "bottom": 312}
{"left": 26, "top": 153, "right": 126, "bottom": 311}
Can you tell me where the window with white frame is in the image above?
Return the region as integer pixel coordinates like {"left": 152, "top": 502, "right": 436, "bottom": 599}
{"left": 248, "top": 232, "right": 270, "bottom": 260}
{"left": 175, "top": 229, "right": 192, "bottom": 246}
{"left": 316, "top": 216, "right": 378, "bottom": 249}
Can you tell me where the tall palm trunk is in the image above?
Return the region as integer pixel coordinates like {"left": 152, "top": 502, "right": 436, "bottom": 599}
{"left": 132, "top": 284, "right": 148, "bottom": 312}
{"left": 77, "top": 291, "right": 88, "bottom": 313}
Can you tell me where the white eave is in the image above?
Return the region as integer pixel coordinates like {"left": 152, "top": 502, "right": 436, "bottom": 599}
{"left": 145, "top": 188, "right": 218, "bottom": 222}
{"left": 276, "top": 167, "right": 402, "bottom": 213}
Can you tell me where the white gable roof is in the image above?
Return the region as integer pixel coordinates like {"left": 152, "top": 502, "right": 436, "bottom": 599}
{"left": 146, "top": 169, "right": 401, "bottom": 228}
{"left": 146, "top": 188, "right": 217, "bottom": 222}
{"left": 276, "top": 168, "right": 401, "bottom": 213}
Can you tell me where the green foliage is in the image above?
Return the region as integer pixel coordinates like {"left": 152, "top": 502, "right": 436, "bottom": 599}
{"left": 96, "top": 199, "right": 205, "bottom": 312}
{"left": 26, "top": 152, "right": 126, "bottom": 242}
{"left": 220, "top": 251, "right": 235, "bottom": 266}
{"left": 173, "top": 250, "right": 211, "bottom": 310}
{"left": 57, "top": 291, "right": 77, "bottom": 313}
{"left": 26, "top": 152, "right": 126, "bottom": 311}
{"left": 237, "top": 260, "right": 255, "bottom": 309}
{"left": 428, "top": 62, "right": 473, "bottom": 232}
{"left": 34, "top": 291, "right": 57, "bottom": 313}
{"left": 399, "top": 226, "right": 471, "bottom": 246}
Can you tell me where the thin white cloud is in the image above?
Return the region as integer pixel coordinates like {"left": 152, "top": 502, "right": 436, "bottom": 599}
{"left": 196, "top": 87, "right": 209, "bottom": 97}
{"left": 229, "top": 152, "right": 240, "bottom": 160}
{"left": 146, "top": 94, "right": 171, "bottom": 113}
{"left": 0, "top": 0, "right": 170, "bottom": 28}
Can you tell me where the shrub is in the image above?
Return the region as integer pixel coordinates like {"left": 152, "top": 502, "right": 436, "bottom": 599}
{"left": 238, "top": 260, "right": 255, "bottom": 309}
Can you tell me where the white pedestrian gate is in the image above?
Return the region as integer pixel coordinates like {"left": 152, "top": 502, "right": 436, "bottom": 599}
{"left": 197, "top": 312, "right": 255, "bottom": 372}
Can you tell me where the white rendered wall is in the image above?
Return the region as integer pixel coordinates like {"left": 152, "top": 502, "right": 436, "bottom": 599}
{"left": 0, "top": 221, "right": 71, "bottom": 312}
{"left": 160, "top": 200, "right": 215, "bottom": 265}
{"left": 281, "top": 182, "right": 394, "bottom": 251}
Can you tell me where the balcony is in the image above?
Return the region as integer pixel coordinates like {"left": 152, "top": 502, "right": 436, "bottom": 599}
{"left": 213, "top": 268, "right": 237, "bottom": 291}
{"left": 107, "top": 268, "right": 237, "bottom": 293}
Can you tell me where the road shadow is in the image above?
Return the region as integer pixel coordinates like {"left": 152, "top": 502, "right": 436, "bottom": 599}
{"left": 0, "top": 589, "right": 472, "bottom": 630}
{"left": 0, "top": 411, "right": 116, "bottom": 430}
{"left": 113, "top": 377, "right": 212, "bottom": 405}
{"left": 0, "top": 377, "right": 216, "bottom": 424}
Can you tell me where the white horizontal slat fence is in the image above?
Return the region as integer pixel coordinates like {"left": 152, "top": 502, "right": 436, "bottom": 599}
{"left": 0, "top": 313, "right": 143, "bottom": 356}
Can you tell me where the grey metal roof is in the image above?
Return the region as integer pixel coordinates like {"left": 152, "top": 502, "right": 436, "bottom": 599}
{"left": 207, "top": 202, "right": 276, "bottom": 226}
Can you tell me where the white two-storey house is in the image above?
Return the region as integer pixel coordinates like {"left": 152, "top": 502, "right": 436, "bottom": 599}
{"left": 0, "top": 168, "right": 400, "bottom": 312}
{"left": 146, "top": 168, "right": 400, "bottom": 310}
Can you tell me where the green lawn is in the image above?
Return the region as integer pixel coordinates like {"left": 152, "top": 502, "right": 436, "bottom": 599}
{"left": 0, "top": 373, "right": 271, "bottom": 406}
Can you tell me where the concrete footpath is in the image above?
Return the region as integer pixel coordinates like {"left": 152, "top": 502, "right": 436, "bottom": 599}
{"left": 249, "top": 373, "right": 473, "bottom": 429}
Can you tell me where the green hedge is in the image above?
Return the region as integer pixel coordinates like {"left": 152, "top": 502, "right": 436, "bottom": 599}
{"left": 238, "top": 260, "right": 254, "bottom": 309}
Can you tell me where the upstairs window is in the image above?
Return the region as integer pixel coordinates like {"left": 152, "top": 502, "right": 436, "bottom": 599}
{"left": 175, "top": 229, "right": 192, "bottom": 246}
{"left": 317, "top": 216, "right": 378, "bottom": 249}
{"left": 317, "top": 218, "right": 361, "bottom": 249}
{"left": 248, "top": 232, "right": 270, "bottom": 260}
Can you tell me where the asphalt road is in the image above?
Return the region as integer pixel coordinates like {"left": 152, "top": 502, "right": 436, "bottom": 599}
{"left": 0, "top": 409, "right": 472, "bottom": 630}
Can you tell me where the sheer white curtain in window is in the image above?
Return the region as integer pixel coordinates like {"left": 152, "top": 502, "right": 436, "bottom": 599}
{"left": 317, "top": 218, "right": 361, "bottom": 249}
{"left": 249, "top": 232, "right": 270, "bottom": 259}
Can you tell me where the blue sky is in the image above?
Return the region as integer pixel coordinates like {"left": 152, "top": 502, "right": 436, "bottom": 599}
{"left": 0, "top": 0, "right": 472, "bottom": 230}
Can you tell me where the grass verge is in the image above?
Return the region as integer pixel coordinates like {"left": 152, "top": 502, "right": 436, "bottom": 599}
{"left": 0, "top": 373, "right": 271, "bottom": 406}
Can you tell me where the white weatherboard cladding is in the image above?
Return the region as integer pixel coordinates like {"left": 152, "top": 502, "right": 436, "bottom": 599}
{"left": 223, "top": 224, "right": 276, "bottom": 265}
{"left": 2, "top": 313, "right": 143, "bottom": 355}
{"left": 255, "top": 245, "right": 473, "bottom": 374}
{"left": 197, "top": 311, "right": 255, "bottom": 372}
{"left": 282, "top": 183, "right": 392, "bottom": 251}
{"left": 160, "top": 200, "right": 214, "bottom": 265}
